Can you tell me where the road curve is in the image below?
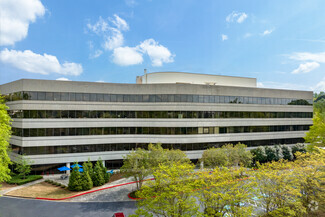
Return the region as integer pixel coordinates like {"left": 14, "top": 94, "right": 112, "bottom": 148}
{"left": 0, "top": 196, "right": 136, "bottom": 217}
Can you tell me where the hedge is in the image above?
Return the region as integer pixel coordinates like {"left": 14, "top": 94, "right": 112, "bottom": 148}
{"left": 7, "top": 175, "right": 43, "bottom": 185}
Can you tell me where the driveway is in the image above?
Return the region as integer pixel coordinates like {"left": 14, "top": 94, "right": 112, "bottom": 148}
{"left": 0, "top": 196, "right": 137, "bottom": 217}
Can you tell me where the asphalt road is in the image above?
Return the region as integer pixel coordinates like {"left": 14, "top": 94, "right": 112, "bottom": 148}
{"left": 0, "top": 196, "right": 137, "bottom": 217}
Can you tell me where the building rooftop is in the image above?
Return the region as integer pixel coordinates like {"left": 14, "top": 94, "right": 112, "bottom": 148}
{"left": 136, "top": 71, "right": 257, "bottom": 88}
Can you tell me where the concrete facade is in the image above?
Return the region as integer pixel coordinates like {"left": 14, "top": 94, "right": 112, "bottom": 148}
{"left": 0, "top": 75, "right": 313, "bottom": 167}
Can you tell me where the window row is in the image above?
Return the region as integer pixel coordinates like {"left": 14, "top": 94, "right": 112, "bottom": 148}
{"left": 5, "top": 91, "right": 313, "bottom": 106}
{"left": 12, "top": 125, "right": 311, "bottom": 137}
{"left": 10, "top": 138, "right": 305, "bottom": 155}
{"left": 9, "top": 110, "right": 313, "bottom": 119}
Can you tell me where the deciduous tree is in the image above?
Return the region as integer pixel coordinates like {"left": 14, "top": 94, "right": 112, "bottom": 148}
{"left": 132, "top": 162, "right": 199, "bottom": 217}
{"left": 120, "top": 148, "right": 150, "bottom": 191}
{"left": 0, "top": 94, "right": 11, "bottom": 184}
{"left": 15, "top": 155, "right": 32, "bottom": 179}
{"left": 197, "top": 167, "right": 256, "bottom": 217}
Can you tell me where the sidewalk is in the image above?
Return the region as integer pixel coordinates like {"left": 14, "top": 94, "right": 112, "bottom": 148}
{"left": 0, "top": 178, "right": 44, "bottom": 196}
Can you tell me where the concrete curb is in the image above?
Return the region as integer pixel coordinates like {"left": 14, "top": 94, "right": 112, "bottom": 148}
{"left": 36, "top": 178, "right": 155, "bottom": 201}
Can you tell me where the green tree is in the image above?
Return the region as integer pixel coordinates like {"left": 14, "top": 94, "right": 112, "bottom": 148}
{"left": 201, "top": 143, "right": 252, "bottom": 168}
{"left": 294, "top": 148, "right": 325, "bottom": 213}
{"left": 15, "top": 155, "right": 32, "bottom": 179}
{"left": 305, "top": 112, "right": 325, "bottom": 147}
{"left": 68, "top": 163, "right": 83, "bottom": 191}
{"left": 233, "top": 143, "right": 253, "bottom": 167}
{"left": 197, "top": 167, "right": 256, "bottom": 217}
{"left": 92, "top": 160, "right": 105, "bottom": 187}
{"left": 97, "top": 159, "right": 110, "bottom": 183}
{"left": 200, "top": 147, "right": 228, "bottom": 168}
{"left": 291, "top": 143, "right": 306, "bottom": 156}
{"left": 255, "top": 160, "right": 306, "bottom": 216}
{"left": 120, "top": 148, "right": 150, "bottom": 191}
{"left": 281, "top": 145, "right": 294, "bottom": 161}
{"left": 81, "top": 161, "right": 93, "bottom": 191}
{"left": 0, "top": 94, "right": 11, "bottom": 184}
{"left": 251, "top": 146, "right": 267, "bottom": 164}
{"left": 132, "top": 162, "right": 199, "bottom": 217}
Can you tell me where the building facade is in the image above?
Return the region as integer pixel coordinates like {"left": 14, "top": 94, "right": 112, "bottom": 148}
{"left": 0, "top": 72, "right": 313, "bottom": 172}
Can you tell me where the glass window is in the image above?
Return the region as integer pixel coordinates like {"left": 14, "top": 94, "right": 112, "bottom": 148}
{"left": 104, "top": 94, "right": 110, "bottom": 102}
{"left": 209, "top": 95, "right": 215, "bottom": 103}
{"left": 117, "top": 95, "right": 123, "bottom": 102}
{"left": 123, "top": 95, "right": 130, "bottom": 102}
{"left": 70, "top": 93, "right": 76, "bottom": 101}
{"left": 180, "top": 95, "right": 187, "bottom": 102}
{"left": 38, "top": 92, "right": 46, "bottom": 100}
{"left": 37, "top": 110, "right": 46, "bottom": 118}
{"left": 97, "top": 94, "right": 104, "bottom": 102}
{"left": 76, "top": 93, "right": 82, "bottom": 101}
{"left": 61, "top": 110, "right": 69, "bottom": 118}
{"left": 219, "top": 96, "right": 225, "bottom": 103}
{"left": 53, "top": 92, "right": 60, "bottom": 101}
{"left": 61, "top": 93, "right": 69, "bottom": 101}
{"left": 129, "top": 95, "right": 136, "bottom": 102}
{"left": 28, "top": 92, "right": 37, "bottom": 100}
{"left": 193, "top": 95, "right": 199, "bottom": 103}
{"left": 90, "top": 93, "right": 97, "bottom": 102}
{"left": 149, "top": 95, "right": 156, "bottom": 102}
{"left": 199, "top": 95, "right": 204, "bottom": 103}
{"left": 167, "top": 95, "right": 174, "bottom": 102}
{"left": 83, "top": 93, "right": 90, "bottom": 101}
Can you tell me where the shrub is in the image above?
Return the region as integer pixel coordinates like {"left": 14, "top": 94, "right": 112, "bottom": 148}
{"left": 281, "top": 145, "right": 294, "bottom": 161}
{"left": 292, "top": 143, "right": 306, "bottom": 156}
{"left": 92, "top": 161, "right": 105, "bottom": 187}
{"left": 251, "top": 146, "right": 267, "bottom": 163}
{"left": 68, "top": 163, "right": 83, "bottom": 191}
{"left": 6, "top": 175, "right": 42, "bottom": 185}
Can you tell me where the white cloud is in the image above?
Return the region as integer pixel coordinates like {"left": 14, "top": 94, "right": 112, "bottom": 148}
{"left": 56, "top": 77, "right": 69, "bottom": 81}
{"left": 262, "top": 29, "right": 274, "bottom": 36}
{"left": 289, "top": 52, "right": 325, "bottom": 63}
{"left": 96, "top": 80, "right": 105, "bottom": 83}
{"left": 87, "top": 15, "right": 174, "bottom": 67}
{"left": 0, "top": 49, "right": 83, "bottom": 76}
{"left": 125, "top": 0, "right": 137, "bottom": 7}
{"left": 313, "top": 77, "right": 325, "bottom": 92}
{"left": 103, "top": 28, "right": 124, "bottom": 50}
{"left": 257, "top": 81, "right": 309, "bottom": 90}
{"left": 110, "top": 14, "right": 129, "bottom": 31}
{"left": 86, "top": 17, "right": 109, "bottom": 35}
{"left": 89, "top": 49, "right": 103, "bottom": 59}
{"left": 112, "top": 46, "right": 143, "bottom": 66}
{"left": 87, "top": 15, "right": 129, "bottom": 51}
{"left": 137, "top": 39, "right": 174, "bottom": 67}
{"left": 0, "top": 0, "right": 45, "bottom": 46}
{"left": 221, "top": 34, "right": 228, "bottom": 41}
{"left": 257, "top": 82, "right": 264, "bottom": 87}
{"left": 291, "top": 62, "right": 320, "bottom": 74}
{"left": 226, "top": 11, "right": 248, "bottom": 23}
{"left": 244, "top": 33, "right": 252, "bottom": 38}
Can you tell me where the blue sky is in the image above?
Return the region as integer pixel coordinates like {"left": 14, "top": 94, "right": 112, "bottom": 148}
{"left": 0, "top": 0, "right": 324, "bottom": 92}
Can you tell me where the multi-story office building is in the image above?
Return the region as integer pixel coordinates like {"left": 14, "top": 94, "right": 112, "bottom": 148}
{"left": 0, "top": 72, "right": 313, "bottom": 172}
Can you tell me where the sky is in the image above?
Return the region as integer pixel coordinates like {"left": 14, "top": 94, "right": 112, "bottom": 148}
{"left": 0, "top": 0, "right": 324, "bottom": 92}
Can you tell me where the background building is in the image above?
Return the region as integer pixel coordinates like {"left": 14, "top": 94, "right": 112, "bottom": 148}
{"left": 0, "top": 72, "right": 313, "bottom": 173}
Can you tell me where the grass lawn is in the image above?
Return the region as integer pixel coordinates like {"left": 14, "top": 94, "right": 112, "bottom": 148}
{"left": 5, "top": 182, "right": 75, "bottom": 199}
{"left": 0, "top": 182, "right": 17, "bottom": 191}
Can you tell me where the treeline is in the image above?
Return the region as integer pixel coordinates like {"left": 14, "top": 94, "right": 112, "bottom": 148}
{"left": 126, "top": 144, "right": 325, "bottom": 217}
{"left": 305, "top": 91, "right": 325, "bottom": 147}
{"left": 68, "top": 159, "right": 110, "bottom": 191}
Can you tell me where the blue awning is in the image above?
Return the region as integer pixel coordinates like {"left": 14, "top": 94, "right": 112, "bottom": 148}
{"left": 57, "top": 166, "right": 71, "bottom": 171}
{"left": 70, "top": 164, "right": 83, "bottom": 168}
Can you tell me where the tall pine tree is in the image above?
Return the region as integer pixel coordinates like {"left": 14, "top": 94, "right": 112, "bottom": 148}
{"left": 68, "top": 163, "right": 83, "bottom": 191}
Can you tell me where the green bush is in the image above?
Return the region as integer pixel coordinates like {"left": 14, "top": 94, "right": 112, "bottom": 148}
{"left": 6, "top": 175, "right": 42, "bottom": 185}
{"left": 68, "top": 164, "right": 83, "bottom": 191}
